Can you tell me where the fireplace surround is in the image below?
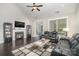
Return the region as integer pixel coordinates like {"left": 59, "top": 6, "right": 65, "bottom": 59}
{"left": 15, "top": 32, "right": 24, "bottom": 40}
{"left": 12, "top": 29, "right": 26, "bottom": 47}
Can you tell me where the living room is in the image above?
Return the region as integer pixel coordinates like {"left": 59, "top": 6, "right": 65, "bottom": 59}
{"left": 0, "top": 3, "right": 79, "bottom": 56}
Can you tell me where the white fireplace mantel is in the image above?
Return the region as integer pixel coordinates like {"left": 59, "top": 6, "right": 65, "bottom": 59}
{"left": 12, "top": 29, "right": 26, "bottom": 47}
{"left": 13, "top": 29, "right": 26, "bottom": 41}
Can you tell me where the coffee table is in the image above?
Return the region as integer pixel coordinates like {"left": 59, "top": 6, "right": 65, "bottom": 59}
{"left": 33, "top": 38, "right": 50, "bottom": 48}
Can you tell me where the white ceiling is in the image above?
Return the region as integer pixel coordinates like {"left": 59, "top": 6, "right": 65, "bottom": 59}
{"left": 16, "top": 3, "right": 78, "bottom": 20}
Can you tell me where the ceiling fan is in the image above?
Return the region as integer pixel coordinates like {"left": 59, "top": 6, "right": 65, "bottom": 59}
{"left": 27, "top": 3, "right": 43, "bottom": 11}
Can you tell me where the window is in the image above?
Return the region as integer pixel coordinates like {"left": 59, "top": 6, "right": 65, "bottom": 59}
{"left": 58, "top": 19, "right": 67, "bottom": 35}
{"left": 49, "top": 18, "right": 67, "bottom": 36}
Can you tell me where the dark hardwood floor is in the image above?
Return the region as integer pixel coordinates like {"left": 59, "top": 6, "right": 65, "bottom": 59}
{"left": 0, "top": 37, "right": 39, "bottom": 56}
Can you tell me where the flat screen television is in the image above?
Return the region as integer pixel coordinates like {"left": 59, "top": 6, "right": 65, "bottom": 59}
{"left": 15, "top": 21, "right": 25, "bottom": 28}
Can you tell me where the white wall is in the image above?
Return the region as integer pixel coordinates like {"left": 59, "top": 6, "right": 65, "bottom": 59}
{"left": 31, "top": 20, "right": 36, "bottom": 37}
{"left": 67, "top": 5, "right": 79, "bottom": 37}
{"left": 67, "top": 13, "right": 76, "bottom": 37}
{"left": 75, "top": 5, "right": 79, "bottom": 32}
{"left": 0, "top": 3, "right": 30, "bottom": 44}
{"left": 31, "top": 19, "right": 49, "bottom": 37}
{"left": 32, "top": 12, "right": 79, "bottom": 38}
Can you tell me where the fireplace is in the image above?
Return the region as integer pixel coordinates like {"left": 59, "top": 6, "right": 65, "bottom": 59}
{"left": 12, "top": 29, "right": 26, "bottom": 47}
{"left": 15, "top": 32, "right": 24, "bottom": 46}
{"left": 15, "top": 32, "right": 24, "bottom": 40}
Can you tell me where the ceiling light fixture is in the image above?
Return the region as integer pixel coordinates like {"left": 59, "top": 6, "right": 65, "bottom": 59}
{"left": 27, "top": 3, "right": 43, "bottom": 11}
{"left": 33, "top": 7, "right": 37, "bottom": 10}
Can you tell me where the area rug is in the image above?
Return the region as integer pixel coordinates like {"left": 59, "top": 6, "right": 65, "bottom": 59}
{"left": 11, "top": 42, "right": 56, "bottom": 56}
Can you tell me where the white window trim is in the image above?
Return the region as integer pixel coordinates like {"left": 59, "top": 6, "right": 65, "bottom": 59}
{"left": 48, "top": 16, "right": 68, "bottom": 31}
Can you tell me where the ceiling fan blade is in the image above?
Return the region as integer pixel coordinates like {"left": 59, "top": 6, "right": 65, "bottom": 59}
{"left": 27, "top": 3, "right": 42, "bottom": 11}
{"left": 32, "top": 8, "right": 34, "bottom": 11}
{"left": 37, "top": 8, "right": 40, "bottom": 11}
{"left": 27, "top": 5, "right": 33, "bottom": 7}
{"left": 37, "top": 5, "right": 43, "bottom": 7}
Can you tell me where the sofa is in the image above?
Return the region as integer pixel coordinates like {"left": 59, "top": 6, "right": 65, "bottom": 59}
{"left": 51, "top": 33, "right": 79, "bottom": 56}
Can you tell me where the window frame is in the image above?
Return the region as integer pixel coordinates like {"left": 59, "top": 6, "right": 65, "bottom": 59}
{"left": 48, "top": 16, "right": 68, "bottom": 36}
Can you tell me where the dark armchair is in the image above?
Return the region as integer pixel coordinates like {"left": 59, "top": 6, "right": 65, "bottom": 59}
{"left": 39, "top": 31, "right": 49, "bottom": 39}
{"left": 40, "top": 31, "right": 59, "bottom": 43}
{"left": 48, "top": 31, "right": 59, "bottom": 43}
